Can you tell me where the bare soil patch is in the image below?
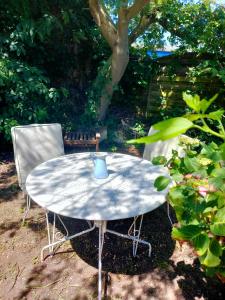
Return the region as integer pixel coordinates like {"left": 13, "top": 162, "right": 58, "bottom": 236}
{"left": 0, "top": 151, "right": 224, "bottom": 300}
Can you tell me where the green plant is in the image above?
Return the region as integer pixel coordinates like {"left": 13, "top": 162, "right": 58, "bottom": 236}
{"left": 131, "top": 122, "right": 146, "bottom": 137}
{"left": 128, "top": 92, "right": 225, "bottom": 280}
{"left": 0, "top": 58, "right": 68, "bottom": 140}
{"left": 165, "top": 140, "right": 224, "bottom": 278}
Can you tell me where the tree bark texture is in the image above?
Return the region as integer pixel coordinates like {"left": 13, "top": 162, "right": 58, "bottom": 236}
{"left": 88, "top": 0, "right": 155, "bottom": 121}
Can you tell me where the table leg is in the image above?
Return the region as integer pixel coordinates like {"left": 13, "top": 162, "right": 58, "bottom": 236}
{"left": 95, "top": 221, "right": 106, "bottom": 300}
{"left": 107, "top": 228, "right": 151, "bottom": 257}
{"left": 41, "top": 223, "right": 96, "bottom": 261}
{"left": 128, "top": 215, "right": 144, "bottom": 256}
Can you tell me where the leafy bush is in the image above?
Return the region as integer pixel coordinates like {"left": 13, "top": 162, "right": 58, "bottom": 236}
{"left": 0, "top": 58, "right": 68, "bottom": 140}
{"left": 129, "top": 92, "right": 225, "bottom": 280}
{"left": 167, "top": 139, "right": 225, "bottom": 278}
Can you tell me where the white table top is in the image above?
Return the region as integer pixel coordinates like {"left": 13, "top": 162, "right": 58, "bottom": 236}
{"left": 26, "top": 152, "right": 170, "bottom": 221}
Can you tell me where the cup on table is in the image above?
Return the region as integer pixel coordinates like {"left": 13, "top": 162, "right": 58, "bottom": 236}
{"left": 92, "top": 153, "right": 108, "bottom": 179}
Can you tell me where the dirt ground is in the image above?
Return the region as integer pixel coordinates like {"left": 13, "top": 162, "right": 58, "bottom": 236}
{"left": 0, "top": 150, "right": 224, "bottom": 300}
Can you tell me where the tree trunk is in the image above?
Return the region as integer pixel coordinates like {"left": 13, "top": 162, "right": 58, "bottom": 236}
{"left": 88, "top": 0, "right": 152, "bottom": 121}
{"left": 98, "top": 44, "right": 129, "bottom": 121}
{"left": 98, "top": 9, "right": 129, "bottom": 121}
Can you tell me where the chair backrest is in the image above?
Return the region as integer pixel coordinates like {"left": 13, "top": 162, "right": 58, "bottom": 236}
{"left": 11, "top": 123, "right": 64, "bottom": 190}
{"left": 143, "top": 126, "right": 184, "bottom": 161}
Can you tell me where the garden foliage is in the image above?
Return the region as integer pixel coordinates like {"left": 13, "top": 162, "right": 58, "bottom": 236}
{"left": 0, "top": 0, "right": 103, "bottom": 141}
{"left": 129, "top": 92, "right": 225, "bottom": 279}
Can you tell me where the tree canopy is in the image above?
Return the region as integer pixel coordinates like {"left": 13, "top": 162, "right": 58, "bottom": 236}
{"left": 0, "top": 0, "right": 224, "bottom": 142}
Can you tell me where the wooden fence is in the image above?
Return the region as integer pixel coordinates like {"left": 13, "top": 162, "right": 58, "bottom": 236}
{"left": 146, "top": 53, "right": 224, "bottom": 117}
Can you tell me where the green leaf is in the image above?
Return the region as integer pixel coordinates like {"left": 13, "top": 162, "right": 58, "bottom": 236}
{"left": 210, "top": 239, "right": 222, "bottom": 257}
{"left": 219, "top": 143, "right": 225, "bottom": 160}
{"left": 205, "top": 267, "right": 217, "bottom": 277}
{"left": 152, "top": 156, "right": 167, "bottom": 165}
{"left": 127, "top": 117, "right": 193, "bottom": 144}
{"left": 183, "top": 92, "right": 201, "bottom": 112}
{"left": 154, "top": 176, "right": 171, "bottom": 191}
{"left": 192, "top": 233, "right": 210, "bottom": 256}
{"left": 209, "top": 177, "right": 225, "bottom": 193}
{"left": 172, "top": 225, "right": 202, "bottom": 241}
{"left": 210, "top": 223, "right": 225, "bottom": 236}
{"left": 211, "top": 168, "right": 225, "bottom": 179}
{"left": 207, "top": 109, "right": 224, "bottom": 121}
{"left": 209, "top": 169, "right": 225, "bottom": 193}
{"left": 183, "top": 113, "right": 206, "bottom": 121}
{"left": 201, "top": 249, "right": 221, "bottom": 267}
{"left": 200, "top": 94, "right": 219, "bottom": 113}
{"left": 201, "top": 142, "right": 222, "bottom": 162}
{"left": 168, "top": 186, "right": 186, "bottom": 207}
{"left": 171, "top": 170, "right": 183, "bottom": 182}
{"left": 217, "top": 192, "right": 225, "bottom": 208}
{"left": 214, "top": 207, "right": 225, "bottom": 222}
{"left": 183, "top": 156, "right": 200, "bottom": 173}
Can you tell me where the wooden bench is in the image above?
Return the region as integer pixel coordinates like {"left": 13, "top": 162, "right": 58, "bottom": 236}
{"left": 64, "top": 131, "right": 101, "bottom": 152}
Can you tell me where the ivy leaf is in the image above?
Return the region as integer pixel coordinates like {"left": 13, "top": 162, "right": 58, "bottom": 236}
{"left": 154, "top": 176, "right": 171, "bottom": 191}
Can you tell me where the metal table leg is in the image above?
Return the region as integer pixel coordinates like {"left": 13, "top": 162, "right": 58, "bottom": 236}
{"left": 128, "top": 215, "right": 144, "bottom": 256}
{"left": 106, "top": 228, "right": 151, "bottom": 257}
{"left": 95, "top": 220, "right": 107, "bottom": 300}
{"left": 41, "top": 222, "right": 96, "bottom": 261}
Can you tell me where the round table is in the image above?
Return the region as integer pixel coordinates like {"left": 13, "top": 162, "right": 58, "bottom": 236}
{"left": 26, "top": 152, "right": 170, "bottom": 299}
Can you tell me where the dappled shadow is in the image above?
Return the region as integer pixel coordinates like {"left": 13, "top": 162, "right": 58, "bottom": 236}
{"left": 0, "top": 163, "right": 20, "bottom": 202}
{"left": 50, "top": 205, "right": 225, "bottom": 300}
{"left": 164, "top": 260, "right": 225, "bottom": 300}
{"left": 0, "top": 212, "right": 46, "bottom": 238}
{"left": 26, "top": 153, "right": 169, "bottom": 221}
{"left": 71, "top": 206, "right": 174, "bottom": 275}
{"left": 13, "top": 263, "right": 66, "bottom": 300}
{"left": 0, "top": 220, "right": 22, "bottom": 238}
{"left": 12, "top": 255, "right": 99, "bottom": 300}
{"left": 52, "top": 205, "right": 175, "bottom": 275}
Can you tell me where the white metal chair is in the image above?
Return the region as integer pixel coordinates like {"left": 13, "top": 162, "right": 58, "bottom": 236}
{"left": 143, "top": 127, "right": 184, "bottom": 225}
{"left": 128, "top": 126, "right": 184, "bottom": 256}
{"left": 11, "top": 123, "right": 64, "bottom": 192}
{"left": 11, "top": 123, "right": 69, "bottom": 254}
{"left": 143, "top": 127, "right": 184, "bottom": 162}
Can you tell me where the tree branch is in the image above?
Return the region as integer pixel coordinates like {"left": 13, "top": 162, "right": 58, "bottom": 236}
{"left": 127, "top": 0, "right": 151, "bottom": 20}
{"left": 89, "top": 0, "right": 117, "bottom": 49}
{"left": 157, "top": 17, "right": 198, "bottom": 44}
{"left": 129, "top": 12, "right": 156, "bottom": 44}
